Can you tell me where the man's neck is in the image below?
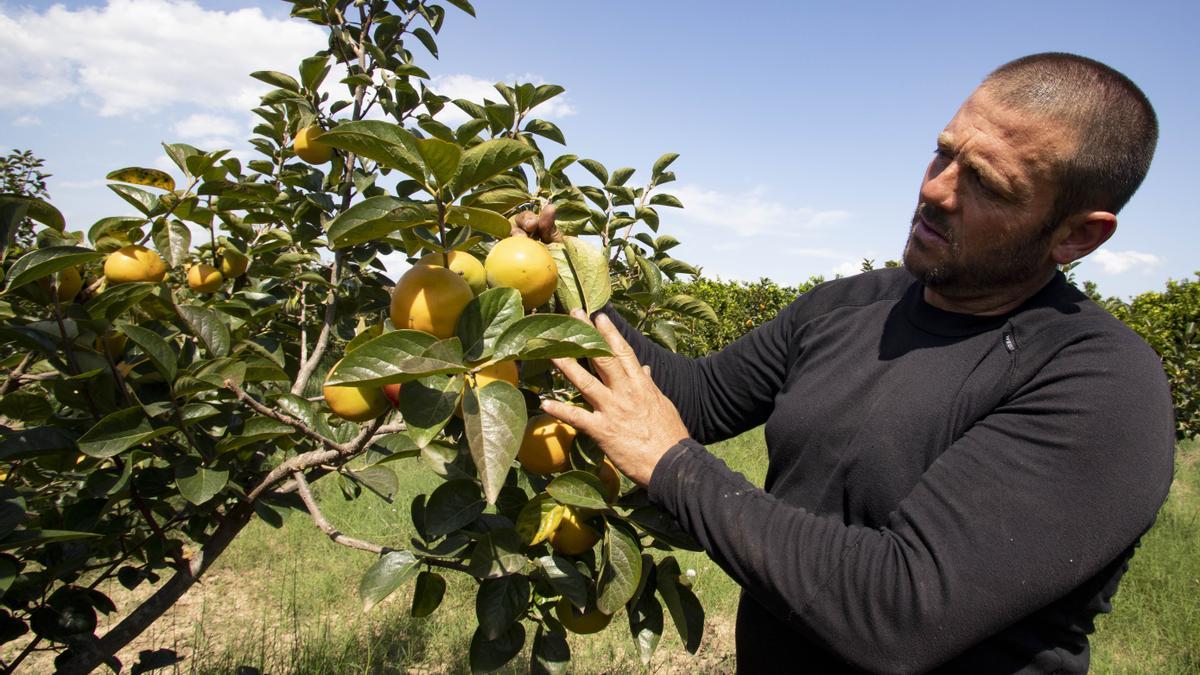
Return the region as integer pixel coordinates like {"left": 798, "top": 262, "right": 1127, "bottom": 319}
{"left": 923, "top": 268, "right": 1058, "bottom": 316}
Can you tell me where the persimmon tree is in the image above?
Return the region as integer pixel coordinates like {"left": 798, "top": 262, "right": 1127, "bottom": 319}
{"left": 0, "top": 1, "right": 716, "bottom": 672}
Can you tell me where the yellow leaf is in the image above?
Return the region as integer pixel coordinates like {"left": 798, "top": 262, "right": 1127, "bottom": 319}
{"left": 106, "top": 167, "right": 176, "bottom": 191}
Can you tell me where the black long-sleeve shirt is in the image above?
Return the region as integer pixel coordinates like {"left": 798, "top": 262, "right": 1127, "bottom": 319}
{"left": 605, "top": 268, "right": 1175, "bottom": 674}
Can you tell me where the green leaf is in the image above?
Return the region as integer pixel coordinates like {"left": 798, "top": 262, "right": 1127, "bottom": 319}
{"left": 410, "top": 570, "right": 447, "bottom": 618}
{"left": 398, "top": 373, "right": 463, "bottom": 447}
{"left": 649, "top": 193, "right": 683, "bottom": 208}
{"left": 78, "top": 407, "right": 174, "bottom": 458}
{"left": 656, "top": 556, "right": 704, "bottom": 654}
{"left": 151, "top": 219, "right": 190, "bottom": 268}
{"left": 546, "top": 471, "right": 609, "bottom": 511}
{"left": 0, "top": 493, "right": 26, "bottom": 542}
{"left": 651, "top": 153, "right": 680, "bottom": 177}
{"left": 327, "top": 197, "right": 433, "bottom": 249}
{"left": 299, "top": 55, "right": 330, "bottom": 91}
{"left": 423, "top": 479, "right": 486, "bottom": 539}
{"left": 531, "top": 84, "right": 566, "bottom": 108}
{"left": 174, "top": 457, "right": 229, "bottom": 505}
{"left": 548, "top": 236, "right": 611, "bottom": 315}
{"left": 536, "top": 555, "right": 588, "bottom": 609}
{"left": 417, "top": 137, "right": 462, "bottom": 187}
{"left": 579, "top": 159, "right": 608, "bottom": 184}
{"left": 476, "top": 575, "right": 530, "bottom": 640}
{"left": 250, "top": 70, "right": 300, "bottom": 92}
{"left": 531, "top": 625, "right": 570, "bottom": 675}
{"left": 456, "top": 287, "right": 524, "bottom": 363}
{"left": 662, "top": 294, "right": 718, "bottom": 324}
{"left": 492, "top": 315, "right": 611, "bottom": 361}
{"left": 444, "top": 0, "right": 476, "bottom": 16}
{"left": 0, "top": 392, "right": 51, "bottom": 424}
{"left": 548, "top": 154, "right": 578, "bottom": 174}
{"left": 162, "top": 143, "right": 201, "bottom": 177}
{"left": 318, "top": 121, "right": 427, "bottom": 184}
{"left": 119, "top": 323, "right": 177, "bottom": 382}
{"left": 462, "top": 380, "right": 526, "bottom": 505}
{"left": 360, "top": 550, "right": 420, "bottom": 612}
{"left": 107, "top": 183, "right": 159, "bottom": 215}
{"left": 85, "top": 281, "right": 155, "bottom": 322}
{"left": 0, "top": 195, "right": 64, "bottom": 232}
{"left": 0, "top": 529, "right": 102, "bottom": 551}
{"left": 412, "top": 26, "right": 438, "bottom": 58}
{"left": 455, "top": 118, "right": 490, "bottom": 144}
{"left": 628, "top": 577, "right": 664, "bottom": 665}
{"left": 325, "top": 331, "right": 466, "bottom": 386}
{"left": 2, "top": 246, "right": 103, "bottom": 294}
{"left": 597, "top": 519, "right": 641, "bottom": 615}
{"left": 0, "top": 427, "right": 76, "bottom": 461}
{"left": 515, "top": 494, "right": 564, "bottom": 546}
{"left": 469, "top": 622, "right": 524, "bottom": 673}
{"left": 524, "top": 119, "right": 565, "bottom": 145}
{"left": 444, "top": 205, "right": 511, "bottom": 239}
{"left": 348, "top": 465, "right": 399, "bottom": 501}
{"left": 176, "top": 305, "right": 231, "bottom": 357}
{"left": 608, "top": 167, "right": 635, "bottom": 187}
{"left": 625, "top": 506, "right": 702, "bottom": 550}
{"left": 214, "top": 416, "right": 293, "bottom": 454}
{"left": 468, "top": 529, "right": 526, "bottom": 579}
{"left": 453, "top": 139, "right": 538, "bottom": 197}
{"left": 106, "top": 167, "right": 175, "bottom": 191}
{"left": 636, "top": 256, "right": 663, "bottom": 297}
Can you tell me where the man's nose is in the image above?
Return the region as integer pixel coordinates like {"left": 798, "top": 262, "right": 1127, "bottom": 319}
{"left": 920, "top": 161, "right": 959, "bottom": 213}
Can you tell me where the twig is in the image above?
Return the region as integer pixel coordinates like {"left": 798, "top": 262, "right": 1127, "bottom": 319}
{"left": 293, "top": 471, "right": 387, "bottom": 554}
{"left": 246, "top": 447, "right": 340, "bottom": 503}
{"left": 290, "top": 251, "right": 342, "bottom": 396}
{"left": 0, "top": 352, "right": 32, "bottom": 396}
{"left": 227, "top": 379, "right": 344, "bottom": 454}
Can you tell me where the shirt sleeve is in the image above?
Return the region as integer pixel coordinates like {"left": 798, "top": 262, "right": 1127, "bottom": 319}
{"left": 597, "top": 303, "right": 795, "bottom": 444}
{"left": 646, "top": 334, "right": 1176, "bottom": 674}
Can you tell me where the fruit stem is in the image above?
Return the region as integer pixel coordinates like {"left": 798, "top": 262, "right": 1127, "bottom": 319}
{"left": 436, "top": 198, "right": 450, "bottom": 267}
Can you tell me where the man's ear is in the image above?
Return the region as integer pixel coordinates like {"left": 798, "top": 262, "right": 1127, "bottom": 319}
{"left": 1050, "top": 211, "right": 1117, "bottom": 265}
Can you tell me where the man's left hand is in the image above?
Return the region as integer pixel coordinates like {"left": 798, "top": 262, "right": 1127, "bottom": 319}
{"left": 541, "top": 310, "right": 690, "bottom": 488}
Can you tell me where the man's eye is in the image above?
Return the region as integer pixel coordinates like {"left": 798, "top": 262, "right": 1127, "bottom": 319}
{"left": 972, "top": 172, "right": 999, "bottom": 197}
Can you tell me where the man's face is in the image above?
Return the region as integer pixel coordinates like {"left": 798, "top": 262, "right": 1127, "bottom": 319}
{"left": 903, "top": 87, "right": 1076, "bottom": 296}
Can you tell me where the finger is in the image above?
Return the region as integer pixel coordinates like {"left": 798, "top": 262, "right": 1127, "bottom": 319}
{"left": 541, "top": 398, "right": 601, "bottom": 433}
{"left": 593, "top": 313, "right": 645, "bottom": 380}
{"left": 550, "top": 356, "right": 612, "bottom": 407}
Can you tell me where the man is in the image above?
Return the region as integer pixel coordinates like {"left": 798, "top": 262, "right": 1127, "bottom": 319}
{"left": 534, "top": 53, "right": 1176, "bottom": 673}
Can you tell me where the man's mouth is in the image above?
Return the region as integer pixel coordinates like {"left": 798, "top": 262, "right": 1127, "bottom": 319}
{"left": 912, "top": 211, "right": 949, "bottom": 245}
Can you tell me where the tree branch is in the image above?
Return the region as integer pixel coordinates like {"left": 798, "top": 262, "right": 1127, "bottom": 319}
{"left": 293, "top": 471, "right": 387, "bottom": 554}
{"left": 226, "top": 379, "right": 343, "bottom": 454}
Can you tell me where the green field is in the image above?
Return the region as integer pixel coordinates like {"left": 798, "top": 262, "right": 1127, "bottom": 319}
{"left": 86, "top": 434, "right": 1198, "bottom": 673}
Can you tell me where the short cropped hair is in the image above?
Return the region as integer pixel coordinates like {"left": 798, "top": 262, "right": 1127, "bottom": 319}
{"left": 982, "top": 53, "right": 1158, "bottom": 225}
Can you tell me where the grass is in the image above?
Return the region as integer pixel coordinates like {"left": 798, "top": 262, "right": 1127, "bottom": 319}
{"left": 94, "top": 433, "right": 1197, "bottom": 673}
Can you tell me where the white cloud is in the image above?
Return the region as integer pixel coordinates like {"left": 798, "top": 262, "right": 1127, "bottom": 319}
{"left": 12, "top": 114, "right": 41, "bottom": 126}
{"left": 669, "top": 184, "right": 851, "bottom": 238}
{"left": 0, "top": 0, "right": 323, "bottom": 117}
{"left": 173, "top": 113, "right": 241, "bottom": 141}
{"left": 831, "top": 260, "right": 862, "bottom": 277}
{"left": 1091, "top": 249, "right": 1163, "bottom": 275}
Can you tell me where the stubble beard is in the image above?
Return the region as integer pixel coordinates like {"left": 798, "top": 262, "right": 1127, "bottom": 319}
{"left": 902, "top": 203, "right": 1056, "bottom": 298}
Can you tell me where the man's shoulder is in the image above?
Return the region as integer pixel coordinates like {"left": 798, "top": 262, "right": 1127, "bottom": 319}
{"left": 1013, "top": 277, "right": 1166, "bottom": 380}
{"left": 790, "top": 267, "right": 913, "bottom": 316}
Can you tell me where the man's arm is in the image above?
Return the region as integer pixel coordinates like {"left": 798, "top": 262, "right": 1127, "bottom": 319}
{"left": 544, "top": 313, "right": 1175, "bottom": 672}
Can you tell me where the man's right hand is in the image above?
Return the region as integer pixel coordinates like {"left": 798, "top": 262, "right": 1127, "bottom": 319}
{"left": 510, "top": 203, "right": 562, "bottom": 244}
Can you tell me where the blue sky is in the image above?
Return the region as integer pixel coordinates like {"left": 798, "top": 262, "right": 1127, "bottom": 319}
{"left": 2, "top": 0, "right": 1197, "bottom": 299}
